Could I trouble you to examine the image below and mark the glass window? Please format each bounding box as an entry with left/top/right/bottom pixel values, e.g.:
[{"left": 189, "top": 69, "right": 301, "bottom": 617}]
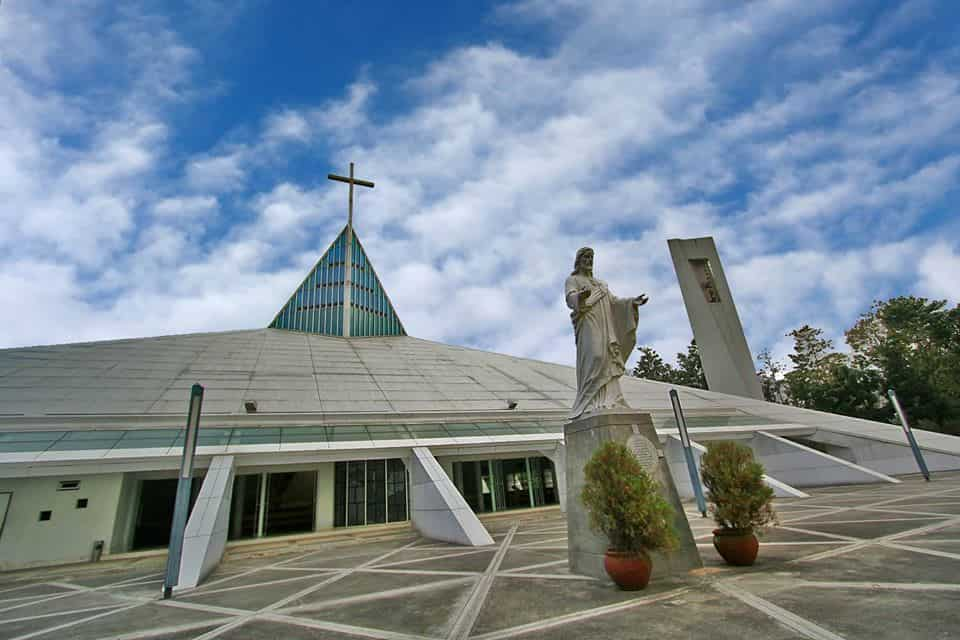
[
  {"left": 347, "top": 461, "right": 365, "bottom": 526},
  {"left": 228, "top": 474, "right": 261, "bottom": 540},
  {"left": 334, "top": 461, "right": 347, "bottom": 527},
  {"left": 328, "top": 426, "right": 371, "bottom": 442},
  {"left": 230, "top": 428, "right": 281, "bottom": 446},
  {"left": 405, "top": 424, "right": 450, "bottom": 439},
  {"left": 387, "top": 459, "right": 407, "bottom": 522},
  {"left": 366, "top": 460, "right": 386, "bottom": 525},
  {"left": 282, "top": 427, "right": 328, "bottom": 444},
  {"left": 264, "top": 471, "right": 316, "bottom": 536}
]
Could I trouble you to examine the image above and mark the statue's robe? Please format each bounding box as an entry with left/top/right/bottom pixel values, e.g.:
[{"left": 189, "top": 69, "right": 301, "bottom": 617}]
[{"left": 564, "top": 273, "right": 639, "bottom": 419}]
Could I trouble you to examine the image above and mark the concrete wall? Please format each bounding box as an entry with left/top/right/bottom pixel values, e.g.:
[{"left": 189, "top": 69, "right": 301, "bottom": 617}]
[
  {"left": 668, "top": 237, "right": 764, "bottom": 400},
  {"left": 0, "top": 473, "right": 124, "bottom": 570}
]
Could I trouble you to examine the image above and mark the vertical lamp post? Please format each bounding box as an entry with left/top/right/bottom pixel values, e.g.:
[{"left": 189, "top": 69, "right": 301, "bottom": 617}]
[
  {"left": 163, "top": 383, "right": 204, "bottom": 599},
  {"left": 670, "top": 389, "right": 707, "bottom": 517},
  {"left": 888, "top": 389, "right": 931, "bottom": 482}
]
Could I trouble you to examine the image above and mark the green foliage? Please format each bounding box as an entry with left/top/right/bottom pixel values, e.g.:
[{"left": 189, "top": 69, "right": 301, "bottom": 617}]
[
  {"left": 846, "top": 296, "right": 960, "bottom": 434},
  {"left": 756, "top": 348, "right": 786, "bottom": 403},
  {"left": 700, "top": 441, "right": 777, "bottom": 534},
  {"left": 781, "top": 325, "right": 887, "bottom": 422},
  {"left": 632, "top": 339, "right": 706, "bottom": 390},
  {"left": 632, "top": 346, "right": 674, "bottom": 382},
  {"left": 581, "top": 441, "right": 678, "bottom": 553}
]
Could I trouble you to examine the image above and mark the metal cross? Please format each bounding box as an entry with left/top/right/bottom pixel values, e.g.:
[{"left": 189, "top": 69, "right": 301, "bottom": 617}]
[{"left": 328, "top": 162, "right": 374, "bottom": 229}]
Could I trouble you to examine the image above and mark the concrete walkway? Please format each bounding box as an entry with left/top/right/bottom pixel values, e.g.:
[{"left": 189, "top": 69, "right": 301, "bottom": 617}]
[{"left": 1, "top": 472, "right": 959, "bottom": 639}]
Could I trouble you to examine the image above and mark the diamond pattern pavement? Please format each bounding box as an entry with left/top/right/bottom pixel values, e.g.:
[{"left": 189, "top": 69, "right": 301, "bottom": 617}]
[{"left": 0, "top": 473, "right": 959, "bottom": 639}]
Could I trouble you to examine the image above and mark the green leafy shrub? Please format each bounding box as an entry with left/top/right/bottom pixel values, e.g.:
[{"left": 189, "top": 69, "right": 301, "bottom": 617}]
[
  {"left": 581, "top": 441, "right": 678, "bottom": 553},
  {"left": 700, "top": 441, "right": 777, "bottom": 533}
]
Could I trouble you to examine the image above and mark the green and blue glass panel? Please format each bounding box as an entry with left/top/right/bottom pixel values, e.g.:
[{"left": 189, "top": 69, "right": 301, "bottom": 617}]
[
  {"left": 349, "top": 234, "right": 406, "bottom": 336},
  {"left": 268, "top": 226, "right": 405, "bottom": 336}
]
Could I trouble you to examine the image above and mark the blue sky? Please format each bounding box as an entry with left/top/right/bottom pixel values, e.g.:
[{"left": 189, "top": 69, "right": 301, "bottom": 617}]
[{"left": 2, "top": 0, "right": 960, "bottom": 369}]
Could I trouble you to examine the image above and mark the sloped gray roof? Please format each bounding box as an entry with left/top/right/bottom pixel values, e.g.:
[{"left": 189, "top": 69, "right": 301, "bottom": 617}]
[{"left": 0, "top": 328, "right": 957, "bottom": 456}]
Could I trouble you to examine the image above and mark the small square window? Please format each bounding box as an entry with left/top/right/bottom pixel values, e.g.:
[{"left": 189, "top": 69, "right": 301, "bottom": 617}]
[
  {"left": 39, "top": 510, "right": 52, "bottom": 521},
  {"left": 76, "top": 498, "right": 88, "bottom": 509}
]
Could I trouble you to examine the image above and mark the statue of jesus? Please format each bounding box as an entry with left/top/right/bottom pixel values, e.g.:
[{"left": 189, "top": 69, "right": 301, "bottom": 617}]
[{"left": 565, "top": 247, "right": 648, "bottom": 418}]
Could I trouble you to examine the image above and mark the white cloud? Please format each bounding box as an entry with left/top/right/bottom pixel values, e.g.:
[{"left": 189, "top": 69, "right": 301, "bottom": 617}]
[
  {"left": 153, "top": 196, "right": 219, "bottom": 219},
  {"left": 186, "top": 150, "right": 247, "bottom": 191},
  {"left": 918, "top": 242, "right": 960, "bottom": 301}
]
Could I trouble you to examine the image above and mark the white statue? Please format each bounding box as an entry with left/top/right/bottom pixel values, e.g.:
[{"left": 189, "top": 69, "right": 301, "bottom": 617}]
[{"left": 565, "top": 247, "right": 648, "bottom": 418}]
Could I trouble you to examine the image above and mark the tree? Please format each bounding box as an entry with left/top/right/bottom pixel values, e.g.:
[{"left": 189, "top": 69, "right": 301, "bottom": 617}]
[
  {"left": 846, "top": 297, "right": 960, "bottom": 433},
  {"left": 781, "top": 325, "right": 886, "bottom": 421},
  {"left": 632, "top": 346, "right": 675, "bottom": 383},
  {"left": 632, "top": 340, "right": 707, "bottom": 390},
  {"left": 674, "top": 340, "right": 707, "bottom": 389},
  {"left": 756, "top": 349, "right": 786, "bottom": 403}
]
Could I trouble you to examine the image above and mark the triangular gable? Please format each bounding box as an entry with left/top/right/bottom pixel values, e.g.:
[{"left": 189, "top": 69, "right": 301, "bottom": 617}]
[{"left": 269, "top": 225, "right": 406, "bottom": 337}]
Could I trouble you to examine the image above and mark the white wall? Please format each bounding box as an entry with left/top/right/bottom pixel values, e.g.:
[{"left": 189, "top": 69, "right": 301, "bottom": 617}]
[
  {"left": 0, "top": 473, "right": 124, "bottom": 570},
  {"left": 315, "top": 462, "right": 335, "bottom": 530}
]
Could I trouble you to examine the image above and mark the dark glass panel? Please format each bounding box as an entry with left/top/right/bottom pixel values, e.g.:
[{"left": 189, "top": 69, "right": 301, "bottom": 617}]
[
  {"left": 366, "top": 460, "right": 386, "bottom": 525},
  {"left": 334, "top": 461, "right": 347, "bottom": 527},
  {"left": 264, "top": 471, "right": 316, "bottom": 536},
  {"left": 347, "top": 461, "right": 365, "bottom": 526},
  {"left": 131, "top": 477, "right": 202, "bottom": 550},
  {"left": 387, "top": 458, "right": 407, "bottom": 522},
  {"left": 228, "top": 474, "right": 261, "bottom": 540},
  {"left": 500, "top": 458, "right": 531, "bottom": 510}
]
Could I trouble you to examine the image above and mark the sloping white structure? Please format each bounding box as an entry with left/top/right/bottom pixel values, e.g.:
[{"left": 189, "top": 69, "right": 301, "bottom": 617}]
[
  {"left": 177, "top": 455, "right": 236, "bottom": 590},
  {"left": 410, "top": 447, "right": 494, "bottom": 546}
]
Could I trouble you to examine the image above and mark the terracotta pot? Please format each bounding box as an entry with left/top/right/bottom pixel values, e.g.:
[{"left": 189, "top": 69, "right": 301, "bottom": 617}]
[
  {"left": 712, "top": 529, "right": 759, "bottom": 566},
  {"left": 603, "top": 549, "right": 652, "bottom": 590}
]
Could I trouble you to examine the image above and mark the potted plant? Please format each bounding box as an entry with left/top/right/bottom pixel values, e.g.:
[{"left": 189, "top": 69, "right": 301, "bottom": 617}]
[
  {"left": 581, "top": 441, "right": 678, "bottom": 590},
  {"left": 700, "top": 441, "right": 778, "bottom": 566}
]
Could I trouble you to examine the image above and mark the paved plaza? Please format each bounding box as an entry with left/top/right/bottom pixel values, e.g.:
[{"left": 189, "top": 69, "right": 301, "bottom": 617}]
[{"left": 0, "top": 473, "right": 959, "bottom": 639}]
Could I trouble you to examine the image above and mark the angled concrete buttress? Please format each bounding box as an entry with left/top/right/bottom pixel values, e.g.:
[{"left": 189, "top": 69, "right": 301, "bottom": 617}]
[
  {"left": 177, "top": 455, "right": 235, "bottom": 591},
  {"left": 750, "top": 432, "right": 899, "bottom": 487},
  {"left": 410, "top": 447, "right": 494, "bottom": 546},
  {"left": 664, "top": 435, "right": 809, "bottom": 499}
]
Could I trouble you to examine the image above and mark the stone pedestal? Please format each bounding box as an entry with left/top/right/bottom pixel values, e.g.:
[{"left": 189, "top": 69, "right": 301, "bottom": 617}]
[{"left": 565, "top": 410, "right": 702, "bottom": 580}]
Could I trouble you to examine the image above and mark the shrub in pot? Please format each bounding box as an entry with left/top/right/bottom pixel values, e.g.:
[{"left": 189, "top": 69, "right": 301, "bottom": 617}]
[
  {"left": 581, "top": 441, "right": 678, "bottom": 589},
  {"left": 700, "top": 441, "right": 778, "bottom": 566}
]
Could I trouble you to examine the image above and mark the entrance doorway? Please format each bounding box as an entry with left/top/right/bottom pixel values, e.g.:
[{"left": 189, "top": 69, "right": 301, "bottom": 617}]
[{"left": 131, "top": 478, "right": 202, "bottom": 550}]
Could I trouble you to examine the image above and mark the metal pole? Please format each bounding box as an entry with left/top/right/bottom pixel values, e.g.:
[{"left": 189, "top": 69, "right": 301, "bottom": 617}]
[
  {"left": 163, "top": 383, "right": 203, "bottom": 599},
  {"left": 669, "top": 389, "right": 708, "bottom": 517},
  {"left": 888, "top": 389, "right": 931, "bottom": 481}
]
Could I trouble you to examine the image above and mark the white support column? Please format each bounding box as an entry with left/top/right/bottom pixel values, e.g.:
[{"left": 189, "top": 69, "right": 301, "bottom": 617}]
[
  {"left": 751, "top": 431, "right": 899, "bottom": 487},
  {"left": 256, "top": 472, "right": 267, "bottom": 537},
  {"left": 410, "top": 447, "right": 494, "bottom": 547},
  {"left": 539, "top": 444, "right": 567, "bottom": 513},
  {"left": 177, "top": 456, "right": 235, "bottom": 591}
]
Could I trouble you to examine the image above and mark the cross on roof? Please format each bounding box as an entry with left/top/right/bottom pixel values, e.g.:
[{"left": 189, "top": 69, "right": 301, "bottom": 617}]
[{"left": 328, "top": 162, "right": 375, "bottom": 229}]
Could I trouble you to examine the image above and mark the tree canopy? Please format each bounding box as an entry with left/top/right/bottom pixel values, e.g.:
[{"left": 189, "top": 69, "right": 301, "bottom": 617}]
[
  {"left": 632, "top": 339, "right": 707, "bottom": 389},
  {"left": 634, "top": 296, "right": 960, "bottom": 435}
]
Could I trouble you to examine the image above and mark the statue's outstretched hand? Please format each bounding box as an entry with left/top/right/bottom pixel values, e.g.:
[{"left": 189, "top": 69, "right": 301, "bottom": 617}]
[{"left": 633, "top": 294, "right": 649, "bottom": 306}]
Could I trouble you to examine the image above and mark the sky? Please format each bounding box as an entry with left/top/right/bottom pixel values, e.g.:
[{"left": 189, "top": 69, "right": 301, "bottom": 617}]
[{"left": 2, "top": 0, "right": 960, "bottom": 370}]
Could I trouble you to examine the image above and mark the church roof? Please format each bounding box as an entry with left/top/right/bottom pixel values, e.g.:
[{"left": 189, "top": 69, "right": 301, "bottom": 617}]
[
  {"left": 1, "top": 328, "right": 958, "bottom": 460},
  {"left": 268, "top": 225, "right": 406, "bottom": 337}
]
